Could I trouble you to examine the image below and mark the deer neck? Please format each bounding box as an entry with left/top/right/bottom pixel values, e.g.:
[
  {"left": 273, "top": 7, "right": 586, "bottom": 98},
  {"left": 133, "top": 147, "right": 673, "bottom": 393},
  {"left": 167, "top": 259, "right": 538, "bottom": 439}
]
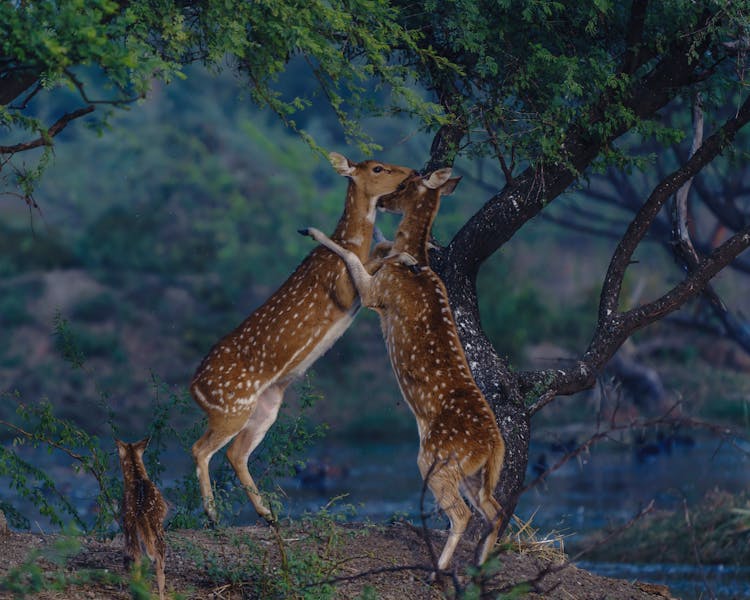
[
  {"left": 330, "top": 181, "right": 376, "bottom": 261},
  {"left": 392, "top": 194, "right": 439, "bottom": 265},
  {"left": 122, "top": 455, "right": 149, "bottom": 483}
]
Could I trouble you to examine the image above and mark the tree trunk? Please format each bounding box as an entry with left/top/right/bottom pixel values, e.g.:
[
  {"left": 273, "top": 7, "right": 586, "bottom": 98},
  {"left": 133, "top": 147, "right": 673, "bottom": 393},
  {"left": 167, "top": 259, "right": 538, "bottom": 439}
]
[{"left": 430, "top": 244, "right": 529, "bottom": 535}]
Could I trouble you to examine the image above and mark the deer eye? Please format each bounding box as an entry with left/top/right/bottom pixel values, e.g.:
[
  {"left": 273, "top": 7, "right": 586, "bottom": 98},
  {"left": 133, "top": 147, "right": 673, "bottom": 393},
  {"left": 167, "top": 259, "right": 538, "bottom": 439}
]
[{"left": 373, "top": 166, "right": 384, "bottom": 173}]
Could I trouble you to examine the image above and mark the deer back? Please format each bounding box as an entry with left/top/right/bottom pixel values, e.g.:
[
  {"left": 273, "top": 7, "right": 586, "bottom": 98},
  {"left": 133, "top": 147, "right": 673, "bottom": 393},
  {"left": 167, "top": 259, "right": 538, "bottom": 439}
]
[{"left": 116, "top": 439, "right": 167, "bottom": 527}]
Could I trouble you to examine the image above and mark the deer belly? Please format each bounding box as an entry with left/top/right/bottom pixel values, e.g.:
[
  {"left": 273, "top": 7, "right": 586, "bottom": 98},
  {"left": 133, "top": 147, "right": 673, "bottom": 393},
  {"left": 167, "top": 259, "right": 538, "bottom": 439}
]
[{"left": 284, "top": 303, "right": 360, "bottom": 381}]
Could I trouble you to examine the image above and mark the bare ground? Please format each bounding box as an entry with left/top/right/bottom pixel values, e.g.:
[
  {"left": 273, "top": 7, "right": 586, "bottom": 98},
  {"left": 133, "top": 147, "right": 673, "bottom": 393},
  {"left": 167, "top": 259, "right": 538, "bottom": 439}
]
[{"left": 0, "top": 522, "right": 677, "bottom": 599}]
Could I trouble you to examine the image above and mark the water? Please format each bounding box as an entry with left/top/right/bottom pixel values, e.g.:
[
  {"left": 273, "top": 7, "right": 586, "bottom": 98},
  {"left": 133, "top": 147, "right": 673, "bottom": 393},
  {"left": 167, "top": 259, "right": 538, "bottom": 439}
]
[
  {"left": 578, "top": 562, "right": 750, "bottom": 600},
  {"left": 3, "top": 432, "right": 750, "bottom": 598},
  {"left": 520, "top": 434, "right": 750, "bottom": 539}
]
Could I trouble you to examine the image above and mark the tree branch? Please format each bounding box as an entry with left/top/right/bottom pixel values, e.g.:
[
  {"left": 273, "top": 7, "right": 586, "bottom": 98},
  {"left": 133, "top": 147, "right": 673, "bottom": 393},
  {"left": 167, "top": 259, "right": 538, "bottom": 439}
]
[
  {"left": 622, "top": 227, "right": 750, "bottom": 331},
  {"left": 423, "top": 121, "right": 466, "bottom": 173},
  {"left": 0, "top": 106, "right": 95, "bottom": 154},
  {"left": 519, "top": 95, "right": 750, "bottom": 400},
  {"left": 621, "top": 0, "right": 649, "bottom": 76},
  {"left": 0, "top": 69, "right": 39, "bottom": 106},
  {"left": 599, "top": 94, "right": 750, "bottom": 322}
]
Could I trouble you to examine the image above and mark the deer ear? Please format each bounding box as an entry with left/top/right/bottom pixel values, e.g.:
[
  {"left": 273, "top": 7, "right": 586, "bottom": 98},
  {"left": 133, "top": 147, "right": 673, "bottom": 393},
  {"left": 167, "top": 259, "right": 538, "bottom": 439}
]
[
  {"left": 329, "top": 152, "right": 355, "bottom": 177},
  {"left": 115, "top": 439, "right": 127, "bottom": 459},
  {"left": 440, "top": 176, "right": 462, "bottom": 196},
  {"left": 422, "top": 168, "right": 453, "bottom": 189}
]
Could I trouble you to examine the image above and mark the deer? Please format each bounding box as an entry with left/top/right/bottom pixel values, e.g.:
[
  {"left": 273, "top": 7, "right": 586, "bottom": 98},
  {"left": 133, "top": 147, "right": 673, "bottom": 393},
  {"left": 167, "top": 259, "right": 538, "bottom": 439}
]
[
  {"left": 300, "top": 168, "right": 506, "bottom": 573},
  {"left": 116, "top": 438, "right": 167, "bottom": 600},
  {"left": 190, "top": 153, "right": 415, "bottom": 524}
]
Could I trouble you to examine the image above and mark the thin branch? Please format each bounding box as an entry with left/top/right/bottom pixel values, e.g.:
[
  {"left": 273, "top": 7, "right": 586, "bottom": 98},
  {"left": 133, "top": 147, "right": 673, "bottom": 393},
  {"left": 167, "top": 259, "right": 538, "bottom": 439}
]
[
  {"left": 299, "top": 562, "right": 447, "bottom": 596},
  {"left": 671, "top": 91, "right": 704, "bottom": 263},
  {"left": 481, "top": 108, "right": 514, "bottom": 184},
  {"left": 0, "top": 417, "right": 118, "bottom": 518},
  {"left": 0, "top": 419, "right": 88, "bottom": 464},
  {"left": 8, "top": 81, "right": 42, "bottom": 110},
  {"left": 63, "top": 69, "right": 141, "bottom": 106},
  {"left": 569, "top": 500, "right": 656, "bottom": 563},
  {"left": 0, "top": 106, "right": 95, "bottom": 154},
  {"left": 622, "top": 225, "right": 750, "bottom": 331},
  {"left": 539, "top": 212, "right": 624, "bottom": 240},
  {"left": 599, "top": 93, "right": 750, "bottom": 321}
]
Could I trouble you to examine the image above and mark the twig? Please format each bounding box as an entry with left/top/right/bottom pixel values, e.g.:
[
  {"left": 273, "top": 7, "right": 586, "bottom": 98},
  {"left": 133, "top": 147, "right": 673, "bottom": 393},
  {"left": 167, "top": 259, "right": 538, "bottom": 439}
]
[
  {"left": 63, "top": 69, "right": 141, "bottom": 106},
  {"left": 0, "top": 417, "right": 117, "bottom": 527},
  {"left": 523, "top": 408, "right": 743, "bottom": 494},
  {"left": 569, "top": 500, "right": 656, "bottom": 562}
]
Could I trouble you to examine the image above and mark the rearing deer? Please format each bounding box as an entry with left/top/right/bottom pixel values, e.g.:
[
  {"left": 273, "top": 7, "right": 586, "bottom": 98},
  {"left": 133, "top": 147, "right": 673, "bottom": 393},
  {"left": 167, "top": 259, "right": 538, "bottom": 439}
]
[
  {"left": 190, "top": 153, "right": 414, "bottom": 523},
  {"left": 301, "top": 169, "right": 505, "bottom": 572}
]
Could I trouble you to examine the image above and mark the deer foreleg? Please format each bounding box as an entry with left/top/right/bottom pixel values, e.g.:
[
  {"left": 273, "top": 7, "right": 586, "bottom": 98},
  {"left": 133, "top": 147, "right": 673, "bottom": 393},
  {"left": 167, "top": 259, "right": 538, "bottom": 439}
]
[{"left": 300, "top": 227, "right": 375, "bottom": 304}]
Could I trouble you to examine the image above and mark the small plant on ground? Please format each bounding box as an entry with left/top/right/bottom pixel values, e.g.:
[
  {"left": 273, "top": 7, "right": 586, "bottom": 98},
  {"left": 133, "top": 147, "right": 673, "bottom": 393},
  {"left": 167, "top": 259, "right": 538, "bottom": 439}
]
[{"left": 173, "top": 498, "right": 364, "bottom": 599}]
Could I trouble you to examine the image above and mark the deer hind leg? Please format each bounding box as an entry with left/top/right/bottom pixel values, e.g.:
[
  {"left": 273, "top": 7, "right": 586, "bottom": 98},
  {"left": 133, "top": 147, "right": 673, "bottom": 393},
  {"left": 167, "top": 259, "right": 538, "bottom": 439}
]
[
  {"left": 154, "top": 550, "right": 166, "bottom": 600},
  {"left": 226, "top": 384, "right": 285, "bottom": 522},
  {"left": 141, "top": 525, "right": 166, "bottom": 600},
  {"left": 122, "top": 519, "right": 141, "bottom": 571},
  {"left": 462, "top": 469, "right": 503, "bottom": 566},
  {"left": 153, "top": 533, "right": 166, "bottom": 600},
  {"left": 192, "top": 414, "right": 249, "bottom": 524},
  {"left": 421, "top": 457, "right": 472, "bottom": 572}
]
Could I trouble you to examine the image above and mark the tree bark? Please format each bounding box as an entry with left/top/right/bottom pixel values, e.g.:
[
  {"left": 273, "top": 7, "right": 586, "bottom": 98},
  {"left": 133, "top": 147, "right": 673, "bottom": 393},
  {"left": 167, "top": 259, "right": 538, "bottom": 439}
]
[{"left": 0, "top": 71, "right": 38, "bottom": 107}]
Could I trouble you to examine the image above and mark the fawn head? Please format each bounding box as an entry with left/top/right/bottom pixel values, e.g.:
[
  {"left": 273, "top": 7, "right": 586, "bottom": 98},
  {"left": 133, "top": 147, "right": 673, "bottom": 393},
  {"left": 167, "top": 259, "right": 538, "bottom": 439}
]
[
  {"left": 376, "top": 168, "right": 460, "bottom": 213},
  {"left": 376, "top": 168, "right": 461, "bottom": 262},
  {"left": 329, "top": 152, "right": 415, "bottom": 201},
  {"left": 116, "top": 438, "right": 150, "bottom": 479}
]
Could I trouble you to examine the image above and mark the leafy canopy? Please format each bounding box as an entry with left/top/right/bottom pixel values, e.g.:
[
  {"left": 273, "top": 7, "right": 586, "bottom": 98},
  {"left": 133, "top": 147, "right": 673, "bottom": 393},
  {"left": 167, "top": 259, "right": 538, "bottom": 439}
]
[
  {"left": 2, "top": 0, "right": 749, "bottom": 197},
  {"left": 394, "top": 0, "right": 749, "bottom": 169},
  {"left": 0, "top": 0, "right": 448, "bottom": 196}
]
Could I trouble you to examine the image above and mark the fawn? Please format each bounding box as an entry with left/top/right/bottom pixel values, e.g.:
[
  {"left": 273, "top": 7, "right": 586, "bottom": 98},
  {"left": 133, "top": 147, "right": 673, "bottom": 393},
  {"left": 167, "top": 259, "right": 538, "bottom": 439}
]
[
  {"left": 301, "top": 168, "right": 506, "bottom": 572},
  {"left": 116, "top": 438, "right": 167, "bottom": 600},
  {"left": 190, "top": 153, "right": 415, "bottom": 523}
]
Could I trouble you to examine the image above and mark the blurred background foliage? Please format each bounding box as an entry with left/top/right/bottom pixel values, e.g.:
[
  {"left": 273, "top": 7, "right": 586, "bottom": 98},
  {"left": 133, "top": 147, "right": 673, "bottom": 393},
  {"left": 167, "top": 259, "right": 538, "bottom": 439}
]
[{"left": 1, "top": 61, "right": 748, "bottom": 443}]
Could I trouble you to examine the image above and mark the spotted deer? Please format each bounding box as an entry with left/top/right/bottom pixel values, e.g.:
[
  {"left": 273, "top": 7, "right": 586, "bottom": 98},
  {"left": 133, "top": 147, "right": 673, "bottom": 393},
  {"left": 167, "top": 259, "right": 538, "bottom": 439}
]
[
  {"left": 301, "top": 169, "right": 505, "bottom": 571},
  {"left": 190, "top": 153, "right": 415, "bottom": 523},
  {"left": 116, "top": 438, "right": 167, "bottom": 600}
]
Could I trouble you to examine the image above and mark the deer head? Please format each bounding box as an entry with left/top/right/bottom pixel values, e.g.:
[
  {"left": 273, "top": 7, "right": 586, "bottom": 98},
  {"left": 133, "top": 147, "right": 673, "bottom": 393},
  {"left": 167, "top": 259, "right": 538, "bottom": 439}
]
[{"left": 376, "top": 168, "right": 461, "bottom": 265}]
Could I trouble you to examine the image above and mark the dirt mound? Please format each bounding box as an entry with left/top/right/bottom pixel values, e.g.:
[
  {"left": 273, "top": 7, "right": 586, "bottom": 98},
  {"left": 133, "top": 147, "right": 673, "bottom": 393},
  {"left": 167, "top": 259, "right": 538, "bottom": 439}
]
[{"left": 0, "top": 522, "right": 676, "bottom": 599}]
